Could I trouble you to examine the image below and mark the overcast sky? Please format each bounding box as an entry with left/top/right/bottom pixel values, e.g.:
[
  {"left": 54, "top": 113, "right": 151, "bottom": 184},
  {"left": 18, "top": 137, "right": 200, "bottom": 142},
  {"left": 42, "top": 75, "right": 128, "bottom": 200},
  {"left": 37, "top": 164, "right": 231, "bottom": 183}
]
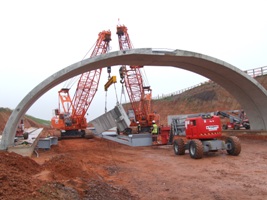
[{"left": 1, "top": 0, "right": 267, "bottom": 121}]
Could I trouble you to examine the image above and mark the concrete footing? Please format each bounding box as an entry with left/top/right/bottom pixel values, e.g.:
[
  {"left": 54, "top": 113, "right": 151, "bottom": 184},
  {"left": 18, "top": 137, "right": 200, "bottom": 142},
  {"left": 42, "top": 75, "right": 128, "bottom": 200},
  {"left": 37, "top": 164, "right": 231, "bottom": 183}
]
[{"left": 7, "top": 128, "right": 43, "bottom": 157}]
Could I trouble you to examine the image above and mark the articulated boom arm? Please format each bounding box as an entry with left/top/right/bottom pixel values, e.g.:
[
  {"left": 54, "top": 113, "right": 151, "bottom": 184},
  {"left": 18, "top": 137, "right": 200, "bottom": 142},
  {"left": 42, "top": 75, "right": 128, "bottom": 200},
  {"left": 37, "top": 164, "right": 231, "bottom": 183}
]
[
  {"left": 71, "top": 30, "right": 111, "bottom": 117},
  {"left": 117, "top": 25, "right": 157, "bottom": 126},
  {"left": 215, "top": 111, "right": 241, "bottom": 123}
]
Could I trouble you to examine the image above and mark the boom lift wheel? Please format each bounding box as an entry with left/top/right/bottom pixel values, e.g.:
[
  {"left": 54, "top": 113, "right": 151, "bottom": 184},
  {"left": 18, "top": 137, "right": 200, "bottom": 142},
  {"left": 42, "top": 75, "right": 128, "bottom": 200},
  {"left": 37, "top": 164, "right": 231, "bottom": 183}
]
[
  {"left": 222, "top": 124, "right": 228, "bottom": 130},
  {"left": 234, "top": 125, "right": 240, "bottom": 130},
  {"left": 189, "top": 139, "right": 203, "bottom": 159},
  {"left": 226, "top": 136, "right": 241, "bottom": 156},
  {"left": 173, "top": 139, "right": 185, "bottom": 155}
]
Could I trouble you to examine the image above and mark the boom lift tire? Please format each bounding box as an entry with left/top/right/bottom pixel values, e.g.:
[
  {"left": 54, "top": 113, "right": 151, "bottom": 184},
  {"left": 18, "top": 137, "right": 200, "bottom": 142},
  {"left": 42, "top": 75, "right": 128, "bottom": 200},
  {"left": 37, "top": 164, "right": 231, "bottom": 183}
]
[
  {"left": 244, "top": 124, "right": 250, "bottom": 130},
  {"left": 173, "top": 139, "right": 185, "bottom": 155},
  {"left": 233, "top": 125, "right": 240, "bottom": 130},
  {"left": 189, "top": 139, "right": 203, "bottom": 159},
  {"left": 226, "top": 136, "right": 241, "bottom": 156},
  {"left": 222, "top": 124, "right": 228, "bottom": 130}
]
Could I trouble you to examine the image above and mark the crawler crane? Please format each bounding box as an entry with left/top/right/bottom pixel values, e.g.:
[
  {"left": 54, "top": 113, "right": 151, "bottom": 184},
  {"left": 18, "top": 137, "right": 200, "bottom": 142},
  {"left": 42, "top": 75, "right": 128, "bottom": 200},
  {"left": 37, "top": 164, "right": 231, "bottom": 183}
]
[
  {"left": 116, "top": 25, "right": 159, "bottom": 133},
  {"left": 51, "top": 30, "right": 111, "bottom": 138}
]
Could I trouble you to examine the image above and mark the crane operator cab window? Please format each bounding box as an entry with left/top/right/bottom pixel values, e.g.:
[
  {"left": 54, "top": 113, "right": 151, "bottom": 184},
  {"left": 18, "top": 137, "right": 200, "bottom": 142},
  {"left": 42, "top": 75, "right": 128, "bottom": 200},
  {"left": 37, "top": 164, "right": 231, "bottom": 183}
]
[{"left": 64, "top": 113, "right": 72, "bottom": 126}]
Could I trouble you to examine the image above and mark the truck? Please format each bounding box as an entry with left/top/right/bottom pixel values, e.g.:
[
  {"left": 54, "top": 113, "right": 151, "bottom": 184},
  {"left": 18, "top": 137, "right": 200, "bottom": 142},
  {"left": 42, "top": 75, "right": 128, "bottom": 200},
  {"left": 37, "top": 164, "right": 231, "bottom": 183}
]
[{"left": 173, "top": 114, "right": 241, "bottom": 159}]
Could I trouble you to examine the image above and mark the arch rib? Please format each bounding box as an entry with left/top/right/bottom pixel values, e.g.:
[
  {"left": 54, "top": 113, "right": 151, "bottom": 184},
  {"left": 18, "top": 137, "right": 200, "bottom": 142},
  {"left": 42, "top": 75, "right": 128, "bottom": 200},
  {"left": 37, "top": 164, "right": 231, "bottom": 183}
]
[{"left": 1, "top": 48, "right": 267, "bottom": 150}]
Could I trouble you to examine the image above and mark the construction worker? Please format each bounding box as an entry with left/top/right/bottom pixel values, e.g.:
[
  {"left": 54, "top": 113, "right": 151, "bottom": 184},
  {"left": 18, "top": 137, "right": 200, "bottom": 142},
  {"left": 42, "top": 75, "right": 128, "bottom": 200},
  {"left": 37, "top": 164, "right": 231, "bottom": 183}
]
[
  {"left": 151, "top": 120, "right": 158, "bottom": 143},
  {"left": 137, "top": 121, "right": 141, "bottom": 133}
]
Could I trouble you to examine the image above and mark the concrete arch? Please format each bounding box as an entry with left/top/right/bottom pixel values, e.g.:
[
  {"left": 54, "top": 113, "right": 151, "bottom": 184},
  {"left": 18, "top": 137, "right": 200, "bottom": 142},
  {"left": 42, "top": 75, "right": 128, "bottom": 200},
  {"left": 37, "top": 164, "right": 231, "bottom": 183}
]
[{"left": 1, "top": 48, "right": 267, "bottom": 150}]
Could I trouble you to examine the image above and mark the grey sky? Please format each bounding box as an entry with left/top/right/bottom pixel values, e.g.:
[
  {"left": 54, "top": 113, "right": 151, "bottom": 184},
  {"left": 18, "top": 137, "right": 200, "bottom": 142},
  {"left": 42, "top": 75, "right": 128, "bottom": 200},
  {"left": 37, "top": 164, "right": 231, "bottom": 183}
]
[{"left": 0, "top": 0, "right": 267, "bottom": 120}]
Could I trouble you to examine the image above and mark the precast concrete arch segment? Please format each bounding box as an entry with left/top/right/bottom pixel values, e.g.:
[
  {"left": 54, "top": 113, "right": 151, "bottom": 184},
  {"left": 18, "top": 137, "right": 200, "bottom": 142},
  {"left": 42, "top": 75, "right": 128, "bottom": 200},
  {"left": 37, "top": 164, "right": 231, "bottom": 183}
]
[{"left": 1, "top": 48, "right": 267, "bottom": 150}]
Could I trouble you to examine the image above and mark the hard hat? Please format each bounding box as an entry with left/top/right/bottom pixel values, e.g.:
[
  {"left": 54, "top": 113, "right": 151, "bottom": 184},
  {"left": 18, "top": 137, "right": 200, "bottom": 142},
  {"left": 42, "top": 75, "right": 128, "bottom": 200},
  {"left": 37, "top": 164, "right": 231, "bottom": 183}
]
[
  {"left": 152, "top": 120, "right": 155, "bottom": 123},
  {"left": 136, "top": 121, "right": 139, "bottom": 124}
]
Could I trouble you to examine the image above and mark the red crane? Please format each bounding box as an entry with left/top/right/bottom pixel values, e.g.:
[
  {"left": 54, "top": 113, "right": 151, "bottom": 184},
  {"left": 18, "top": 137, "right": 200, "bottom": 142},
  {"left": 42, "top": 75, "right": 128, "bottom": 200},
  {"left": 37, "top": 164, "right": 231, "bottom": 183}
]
[
  {"left": 51, "top": 30, "right": 111, "bottom": 138},
  {"left": 116, "top": 25, "right": 160, "bottom": 133}
]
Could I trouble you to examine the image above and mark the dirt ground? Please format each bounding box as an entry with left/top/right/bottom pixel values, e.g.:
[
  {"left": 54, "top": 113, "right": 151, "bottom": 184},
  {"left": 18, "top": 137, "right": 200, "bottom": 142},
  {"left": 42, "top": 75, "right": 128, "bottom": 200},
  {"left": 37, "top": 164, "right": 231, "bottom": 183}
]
[{"left": 1, "top": 134, "right": 267, "bottom": 200}]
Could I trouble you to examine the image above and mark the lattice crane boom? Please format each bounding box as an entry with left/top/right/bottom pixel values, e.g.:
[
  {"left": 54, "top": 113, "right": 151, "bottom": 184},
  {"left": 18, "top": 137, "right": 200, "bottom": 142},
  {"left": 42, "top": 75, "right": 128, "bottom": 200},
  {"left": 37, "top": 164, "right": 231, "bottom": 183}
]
[
  {"left": 117, "top": 25, "right": 159, "bottom": 129},
  {"left": 72, "top": 31, "right": 111, "bottom": 117},
  {"left": 51, "top": 30, "right": 111, "bottom": 137}
]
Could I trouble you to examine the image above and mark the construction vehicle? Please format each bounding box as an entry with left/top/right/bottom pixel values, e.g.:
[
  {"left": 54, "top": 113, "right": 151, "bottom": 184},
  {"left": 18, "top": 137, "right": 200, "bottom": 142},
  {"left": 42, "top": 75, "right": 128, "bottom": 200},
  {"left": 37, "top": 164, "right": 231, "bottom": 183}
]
[
  {"left": 51, "top": 30, "right": 111, "bottom": 138},
  {"left": 215, "top": 110, "right": 250, "bottom": 130},
  {"left": 116, "top": 24, "right": 160, "bottom": 134},
  {"left": 173, "top": 113, "right": 241, "bottom": 159}
]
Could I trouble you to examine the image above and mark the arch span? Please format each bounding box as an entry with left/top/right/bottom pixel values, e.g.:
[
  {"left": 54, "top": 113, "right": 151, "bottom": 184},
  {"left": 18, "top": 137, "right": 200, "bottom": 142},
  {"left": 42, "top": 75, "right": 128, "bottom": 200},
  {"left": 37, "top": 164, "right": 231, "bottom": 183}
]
[{"left": 1, "top": 48, "right": 267, "bottom": 150}]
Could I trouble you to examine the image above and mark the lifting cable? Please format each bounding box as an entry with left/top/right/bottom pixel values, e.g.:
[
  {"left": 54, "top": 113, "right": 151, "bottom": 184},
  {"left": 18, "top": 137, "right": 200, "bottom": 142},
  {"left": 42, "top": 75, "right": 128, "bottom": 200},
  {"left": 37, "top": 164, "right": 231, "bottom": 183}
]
[
  {"left": 140, "top": 67, "right": 150, "bottom": 87},
  {"left": 63, "top": 75, "right": 79, "bottom": 89},
  {"left": 62, "top": 41, "right": 97, "bottom": 90},
  {"left": 81, "top": 41, "right": 97, "bottom": 61},
  {"left": 113, "top": 83, "right": 119, "bottom": 105},
  {"left": 105, "top": 91, "right": 108, "bottom": 113},
  {"left": 105, "top": 81, "right": 119, "bottom": 112},
  {"left": 120, "top": 84, "right": 127, "bottom": 105},
  {"left": 105, "top": 66, "right": 119, "bottom": 112}
]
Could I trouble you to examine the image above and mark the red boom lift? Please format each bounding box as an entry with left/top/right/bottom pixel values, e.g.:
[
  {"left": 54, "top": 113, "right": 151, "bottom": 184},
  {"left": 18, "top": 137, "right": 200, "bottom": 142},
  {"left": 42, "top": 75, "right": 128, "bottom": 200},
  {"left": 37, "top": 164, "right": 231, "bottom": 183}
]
[
  {"left": 215, "top": 110, "right": 250, "bottom": 130},
  {"left": 51, "top": 30, "right": 111, "bottom": 138},
  {"left": 116, "top": 24, "right": 160, "bottom": 134},
  {"left": 173, "top": 114, "right": 241, "bottom": 159}
]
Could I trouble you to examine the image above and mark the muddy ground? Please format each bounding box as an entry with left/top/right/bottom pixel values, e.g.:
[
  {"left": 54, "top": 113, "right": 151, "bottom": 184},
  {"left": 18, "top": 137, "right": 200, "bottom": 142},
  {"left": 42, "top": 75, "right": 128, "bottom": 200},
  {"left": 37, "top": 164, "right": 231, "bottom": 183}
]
[{"left": 1, "top": 134, "right": 267, "bottom": 200}]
